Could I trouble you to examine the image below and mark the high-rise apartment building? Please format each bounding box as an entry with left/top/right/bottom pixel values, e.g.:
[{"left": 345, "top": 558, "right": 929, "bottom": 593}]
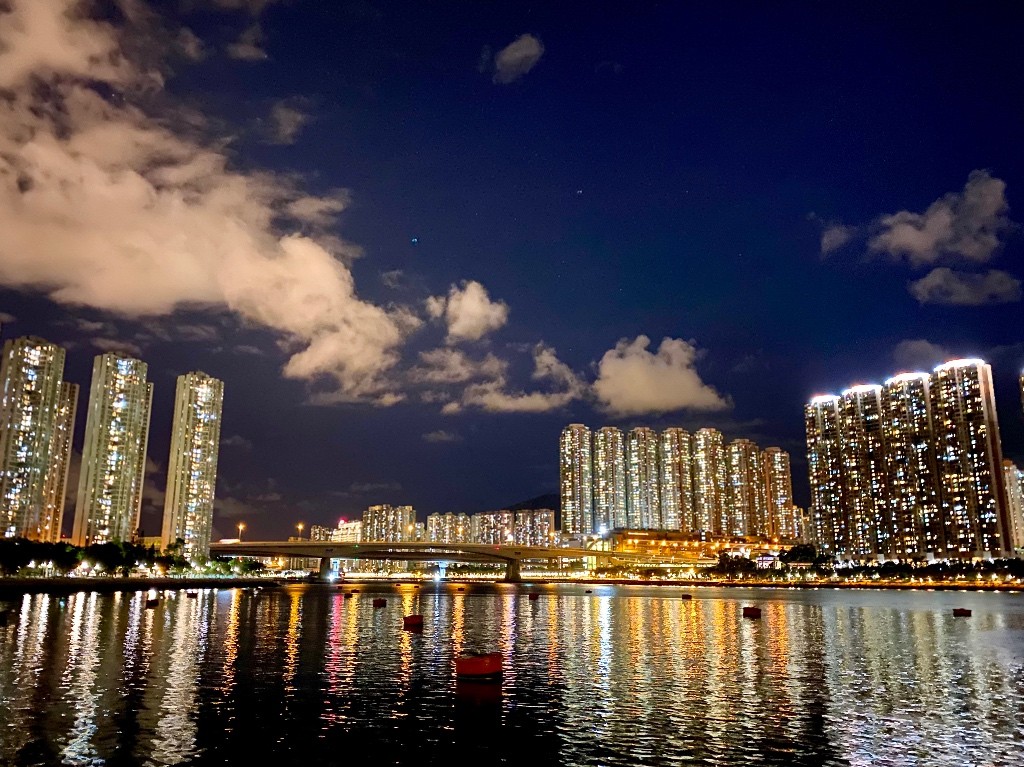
[
  {"left": 331, "top": 519, "right": 363, "bottom": 543},
  {"left": 805, "top": 396, "right": 843, "bottom": 554},
  {"left": 40, "top": 382, "right": 78, "bottom": 542},
  {"left": 1003, "top": 461, "right": 1024, "bottom": 553},
  {"left": 514, "top": 508, "right": 557, "bottom": 546},
  {"left": 838, "top": 385, "right": 891, "bottom": 559},
  {"left": 426, "top": 512, "right": 471, "bottom": 543},
  {"left": 362, "top": 504, "right": 415, "bottom": 542},
  {"left": 693, "top": 428, "right": 726, "bottom": 534},
  {"left": 881, "top": 373, "right": 941, "bottom": 556},
  {"left": 762, "top": 447, "right": 798, "bottom": 539},
  {"left": 72, "top": 354, "right": 153, "bottom": 546},
  {"left": 593, "top": 427, "right": 627, "bottom": 532},
  {"left": 560, "top": 424, "right": 593, "bottom": 536},
  {"left": 472, "top": 509, "right": 516, "bottom": 544},
  {"left": 807, "top": 358, "right": 1010, "bottom": 561},
  {"left": 659, "top": 428, "right": 693, "bottom": 532},
  {"left": 0, "top": 337, "right": 70, "bottom": 540},
  {"left": 930, "top": 360, "right": 1008, "bottom": 557},
  {"left": 726, "top": 439, "right": 765, "bottom": 536},
  {"left": 627, "top": 427, "right": 660, "bottom": 529},
  {"left": 161, "top": 372, "right": 224, "bottom": 561}
]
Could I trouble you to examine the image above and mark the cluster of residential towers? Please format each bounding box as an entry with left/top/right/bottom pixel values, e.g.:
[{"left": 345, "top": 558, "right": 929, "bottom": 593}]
[
  {"left": 559, "top": 424, "right": 801, "bottom": 540},
  {"left": 805, "top": 358, "right": 1024, "bottom": 561},
  {"left": 0, "top": 336, "right": 224, "bottom": 561}
]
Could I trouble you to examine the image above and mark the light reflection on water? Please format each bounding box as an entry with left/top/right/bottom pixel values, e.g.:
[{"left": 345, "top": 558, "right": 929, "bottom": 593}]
[{"left": 1, "top": 584, "right": 1023, "bottom": 766}]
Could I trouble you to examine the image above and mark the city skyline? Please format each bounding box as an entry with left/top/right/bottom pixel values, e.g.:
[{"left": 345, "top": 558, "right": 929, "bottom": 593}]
[{"left": 0, "top": 1, "right": 1023, "bottom": 540}]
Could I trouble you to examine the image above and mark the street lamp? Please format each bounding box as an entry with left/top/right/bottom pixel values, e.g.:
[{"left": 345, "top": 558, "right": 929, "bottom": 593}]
[
  {"left": 297, "top": 522, "right": 304, "bottom": 539},
  {"left": 238, "top": 522, "right": 246, "bottom": 541}
]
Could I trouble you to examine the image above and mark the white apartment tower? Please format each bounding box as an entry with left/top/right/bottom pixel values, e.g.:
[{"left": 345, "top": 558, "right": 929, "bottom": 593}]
[
  {"left": 693, "top": 428, "right": 726, "bottom": 534},
  {"left": 560, "top": 424, "right": 593, "bottom": 536},
  {"left": 627, "top": 427, "right": 660, "bottom": 529},
  {"left": 161, "top": 372, "right": 224, "bottom": 561},
  {"left": 659, "top": 428, "right": 693, "bottom": 532},
  {"left": 593, "top": 426, "right": 627, "bottom": 532},
  {"left": 72, "top": 354, "right": 153, "bottom": 546}
]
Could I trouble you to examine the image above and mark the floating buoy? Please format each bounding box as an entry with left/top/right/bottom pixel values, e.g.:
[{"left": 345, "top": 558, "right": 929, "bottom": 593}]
[
  {"left": 456, "top": 652, "right": 502, "bottom": 681},
  {"left": 680, "top": 593, "right": 692, "bottom": 600},
  {"left": 372, "top": 598, "right": 387, "bottom": 608},
  {"left": 528, "top": 593, "right": 539, "bottom": 601},
  {"left": 344, "top": 592, "right": 354, "bottom": 599},
  {"left": 186, "top": 591, "right": 198, "bottom": 599},
  {"left": 742, "top": 606, "right": 761, "bottom": 619},
  {"left": 952, "top": 607, "right": 972, "bottom": 617},
  {"left": 146, "top": 598, "right": 159, "bottom": 609},
  {"left": 403, "top": 614, "right": 424, "bottom": 631},
  {"left": 585, "top": 590, "right": 593, "bottom": 594},
  {"left": 457, "top": 587, "right": 465, "bottom": 592}
]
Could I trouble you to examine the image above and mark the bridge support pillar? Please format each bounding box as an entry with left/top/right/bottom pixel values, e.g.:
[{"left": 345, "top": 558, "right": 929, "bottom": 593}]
[
  {"left": 504, "top": 558, "right": 522, "bottom": 583},
  {"left": 318, "top": 557, "right": 333, "bottom": 581}
]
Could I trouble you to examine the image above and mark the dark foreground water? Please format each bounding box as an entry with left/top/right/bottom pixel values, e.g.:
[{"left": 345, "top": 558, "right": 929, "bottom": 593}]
[{"left": 1, "top": 583, "right": 1023, "bottom": 767}]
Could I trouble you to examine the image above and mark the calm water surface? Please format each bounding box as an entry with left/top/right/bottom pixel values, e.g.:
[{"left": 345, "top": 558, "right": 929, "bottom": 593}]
[{"left": 1, "top": 583, "right": 1023, "bottom": 766}]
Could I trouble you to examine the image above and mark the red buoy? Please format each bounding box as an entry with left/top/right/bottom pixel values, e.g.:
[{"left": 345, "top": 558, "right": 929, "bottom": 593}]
[
  {"left": 952, "top": 607, "right": 972, "bottom": 617},
  {"left": 742, "top": 606, "right": 762, "bottom": 619},
  {"left": 403, "top": 614, "right": 424, "bottom": 630},
  {"left": 372, "top": 598, "right": 387, "bottom": 608},
  {"left": 528, "top": 592, "right": 539, "bottom": 601},
  {"left": 680, "top": 594, "right": 692, "bottom": 600},
  {"left": 456, "top": 652, "right": 502, "bottom": 680}
]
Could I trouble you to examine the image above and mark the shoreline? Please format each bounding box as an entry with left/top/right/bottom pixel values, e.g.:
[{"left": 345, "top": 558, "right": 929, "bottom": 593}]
[{"left": 0, "top": 576, "right": 274, "bottom": 598}]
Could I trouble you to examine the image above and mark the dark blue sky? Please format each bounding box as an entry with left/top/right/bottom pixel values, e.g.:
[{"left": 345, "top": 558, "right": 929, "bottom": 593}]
[{"left": 1, "top": 1, "right": 1022, "bottom": 539}]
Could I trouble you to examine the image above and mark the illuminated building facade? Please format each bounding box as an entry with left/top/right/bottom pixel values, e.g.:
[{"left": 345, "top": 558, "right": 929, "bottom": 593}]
[
  {"left": 838, "top": 385, "right": 890, "bottom": 559},
  {"left": 560, "top": 424, "right": 593, "bottom": 536},
  {"left": 0, "top": 337, "right": 70, "bottom": 540},
  {"left": 627, "top": 427, "right": 660, "bottom": 529},
  {"left": 72, "top": 354, "right": 153, "bottom": 546},
  {"left": 881, "top": 373, "right": 941, "bottom": 556},
  {"left": 659, "top": 428, "right": 693, "bottom": 532},
  {"left": 806, "top": 358, "right": 1010, "bottom": 561},
  {"left": 471, "top": 509, "right": 516, "bottom": 544},
  {"left": 361, "top": 504, "right": 416, "bottom": 542},
  {"left": 593, "top": 426, "right": 627, "bottom": 532},
  {"left": 161, "top": 372, "right": 224, "bottom": 561},
  {"left": 1003, "top": 461, "right": 1024, "bottom": 553},
  {"left": 762, "top": 447, "right": 798, "bottom": 538},
  {"left": 309, "top": 524, "right": 333, "bottom": 541},
  {"left": 693, "top": 428, "right": 726, "bottom": 534},
  {"left": 930, "top": 360, "right": 1007, "bottom": 557},
  {"left": 514, "top": 508, "right": 557, "bottom": 546},
  {"left": 805, "top": 396, "right": 843, "bottom": 554},
  {"left": 726, "top": 439, "right": 766, "bottom": 536},
  {"left": 331, "top": 519, "right": 362, "bottom": 542},
  {"left": 426, "top": 512, "right": 470, "bottom": 543}
]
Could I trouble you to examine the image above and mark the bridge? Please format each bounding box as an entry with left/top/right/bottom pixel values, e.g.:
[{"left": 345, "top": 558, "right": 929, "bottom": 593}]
[{"left": 209, "top": 540, "right": 708, "bottom": 582}]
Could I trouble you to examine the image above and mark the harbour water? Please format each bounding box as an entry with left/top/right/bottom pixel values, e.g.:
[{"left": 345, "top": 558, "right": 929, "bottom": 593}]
[{"left": 1, "top": 583, "right": 1022, "bottom": 766}]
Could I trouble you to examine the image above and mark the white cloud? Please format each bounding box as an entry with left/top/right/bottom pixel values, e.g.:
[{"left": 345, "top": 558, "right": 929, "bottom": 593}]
[
  {"left": 221, "top": 434, "right": 253, "bottom": 450},
  {"left": 492, "top": 33, "right": 544, "bottom": 84},
  {"left": 91, "top": 337, "right": 145, "bottom": 357},
  {"left": 423, "top": 430, "right": 461, "bottom": 443},
  {"left": 176, "top": 28, "right": 205, "bottom": 61},
  {"left": 455, "top": 343, "right": 583, "bottom": 413},
  {"left": 0, "top": 312, "right": 16, "bottom": 323},
  {"left": 381, "top": 269, "right": 404, "bottom": 288},
  {"left": 411, "top": 347, "right": 507, "bottom": 384},
  {"left": 0, "top": 0, "right": 412, "bottom": 405},
  {"left": 593, "top": 336, "right": 730, "bottom": 416},
  {"left": 908, "top": 268, "right": 1022, "bottom": 306},
  {"left": 226, "top": 24, "right": 267, "bottom": 61},
  {"left": 869, "top": 170, "right": 1011, "bottom": 266},
  {"left": 820, "top": 224, "right": 855, "bottom": 255},
  {"left": 268, "top": 101, "right": 310, "bottom": 145},
  {"left": 892, "top": 339, "right": 953, "bottom": 371},
  {"left": 427, "top": 280, "right": 509, "bottom": 343}
]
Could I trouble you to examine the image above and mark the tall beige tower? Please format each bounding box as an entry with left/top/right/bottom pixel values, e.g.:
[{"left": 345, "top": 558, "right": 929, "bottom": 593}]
[
  {"left": 39, "top": 382, "right": 78, "bottom": 542},
  {"left": 659, "top": 428, "right": 693, "bottom": 532},
  {"left": 930, "top": 359, "right": 1008, "bottom": 557},
  {"left": 559, "top": 424, "right": 593, "bottom": 536},
  {"left": 1002, "top": 461, "right": 1024, "bottom": 553},
  {"left": 726, "top": 438, "right": 765, "bottom": 536},
  {"left": 161, "top": 372, "right": 224, "bottom": 561},
  {"left": 805, "top": 396, "right": 844, "bottom": 555},
  {"left": 593, "top": 426, "right": 626, "bottom": 532},
  {"left": 838, "top": 385, "right": 891, "bottom": 560},
  {"left": 881, "top": 372, "right": 941, "bottom": 556},
  {"left": 0, "top": 337, "right": 68, "bottom": 540},
  {"left": 627, "top": 427, "right": 660, "bottom": 529},
  {"left": 762, "top": 447, "right": 797, "bottom": 538},
  {"left": 693, "top": 428, "right": 726, "bottom": 534},
  {"left": 72, "top": 354, "right": 153, "bottom": 546}
]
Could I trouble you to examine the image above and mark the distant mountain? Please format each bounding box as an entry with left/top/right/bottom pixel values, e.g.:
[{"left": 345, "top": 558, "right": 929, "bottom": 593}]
[{"left": 505, "top": 493, "right": 559, "bottom": 512}]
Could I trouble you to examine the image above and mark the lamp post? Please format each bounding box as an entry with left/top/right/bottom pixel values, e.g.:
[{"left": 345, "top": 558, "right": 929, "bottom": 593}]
[
  {"left": 238, "top": 522, "right": 246, "bottom": 542},
  {"left": 297, "top": 522, "right": 304, "bottom": 540}
]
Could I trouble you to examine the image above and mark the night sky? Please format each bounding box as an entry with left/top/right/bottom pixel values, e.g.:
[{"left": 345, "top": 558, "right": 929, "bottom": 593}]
[{"left": 1, "top": 1, "right": 1022, "bottom": 540}]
